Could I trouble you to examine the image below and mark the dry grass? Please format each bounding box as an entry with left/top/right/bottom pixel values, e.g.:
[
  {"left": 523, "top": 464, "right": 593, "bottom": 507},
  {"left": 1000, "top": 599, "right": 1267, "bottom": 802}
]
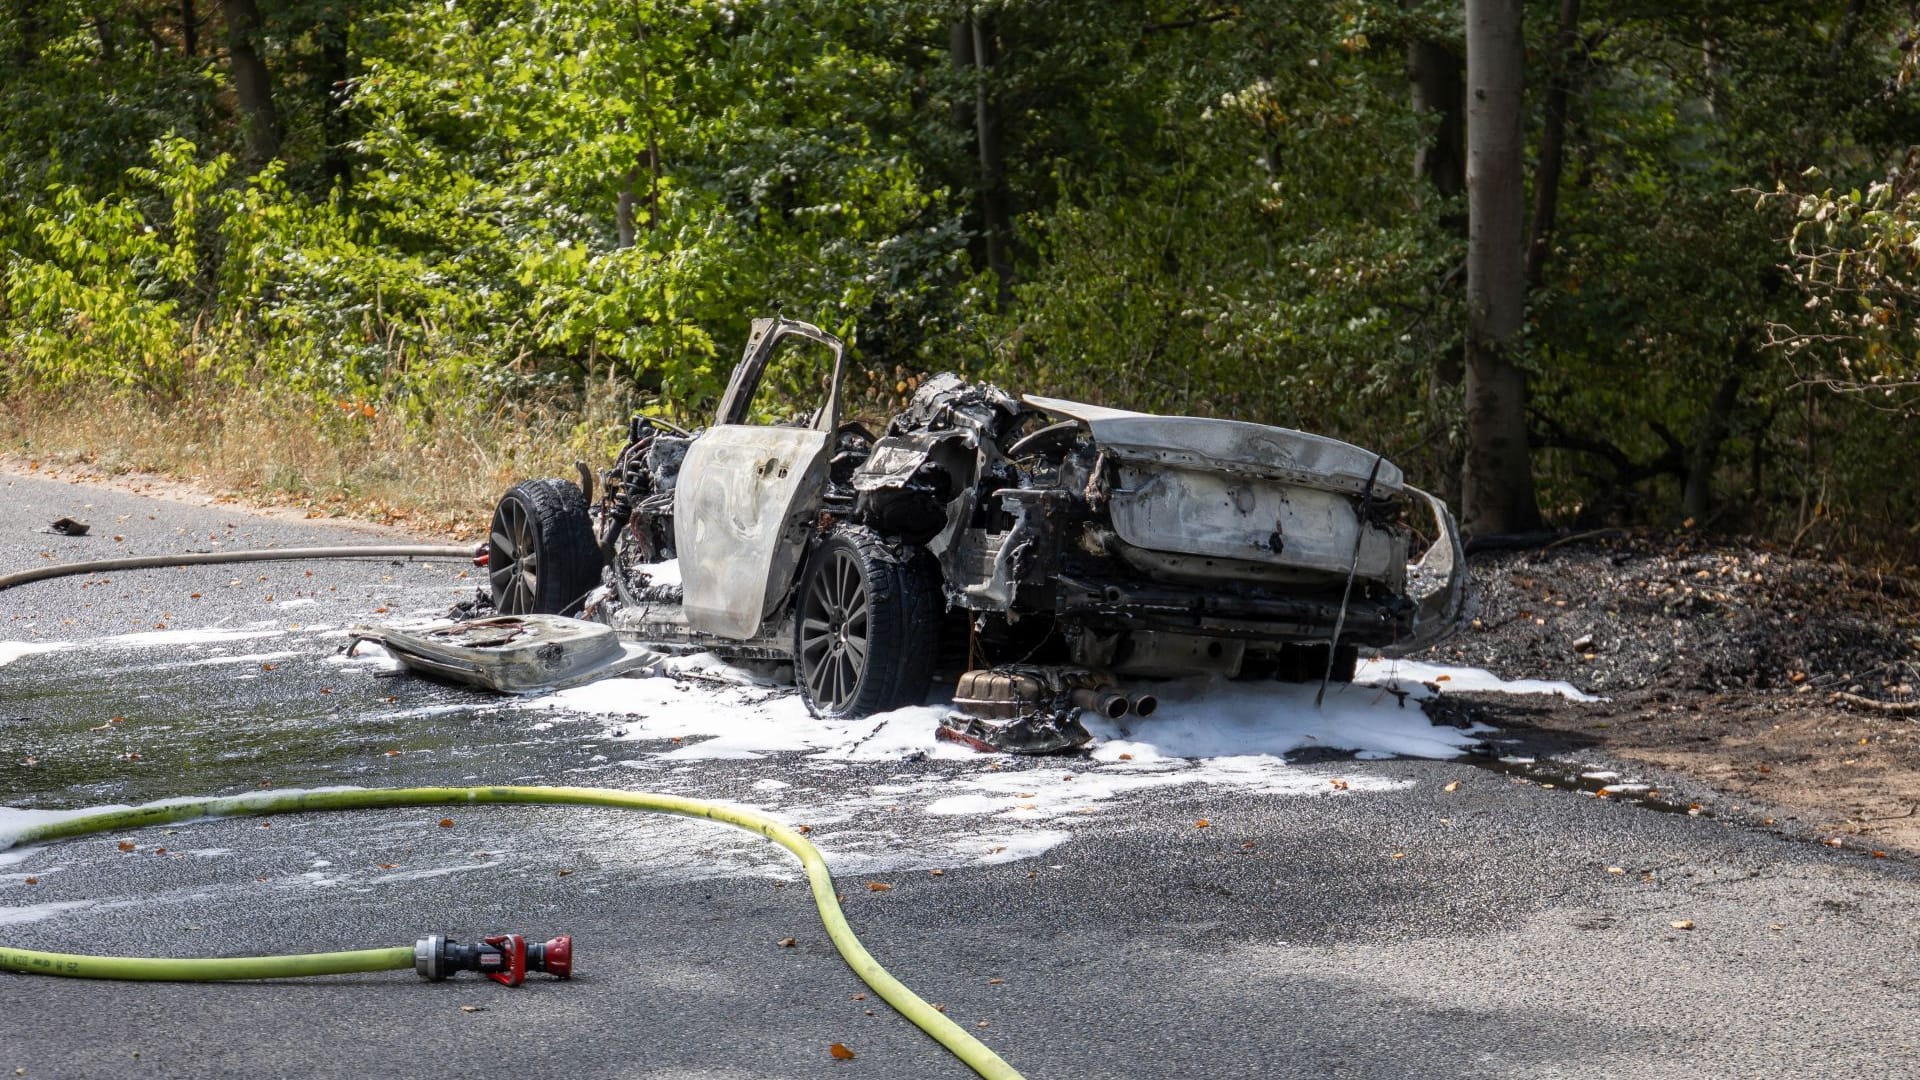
[{"left": 0, "top": 372, "right": 647, "bottom": 537}]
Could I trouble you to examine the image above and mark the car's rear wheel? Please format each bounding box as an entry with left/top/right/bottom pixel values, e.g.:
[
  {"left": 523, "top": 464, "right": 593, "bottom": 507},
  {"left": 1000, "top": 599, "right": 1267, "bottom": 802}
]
[
  {"left": 489, "top": 479, "right": 601, "bottom": 615},
  {"left": 793, "top": 527, "right": 941, "bottom": 717}
]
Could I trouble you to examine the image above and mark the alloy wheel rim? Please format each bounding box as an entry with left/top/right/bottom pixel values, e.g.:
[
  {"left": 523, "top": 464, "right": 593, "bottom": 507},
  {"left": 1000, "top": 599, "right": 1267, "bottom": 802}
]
[
  {"left": 798, "top": 548, "right": 870, "bottom": 711},
  {"left": 488, "top": 498, "right": 540, "bottom": 613}
]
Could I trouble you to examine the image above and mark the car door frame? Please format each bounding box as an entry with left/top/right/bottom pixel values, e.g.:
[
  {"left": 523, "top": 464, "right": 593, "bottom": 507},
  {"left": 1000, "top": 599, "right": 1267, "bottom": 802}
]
[{"left": 673, "top": 317, "right": 847, "bottom": 640}]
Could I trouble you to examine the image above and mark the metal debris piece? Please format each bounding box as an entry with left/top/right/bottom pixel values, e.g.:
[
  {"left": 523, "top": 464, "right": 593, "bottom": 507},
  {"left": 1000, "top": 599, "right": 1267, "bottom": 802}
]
[
  {"left": 936, "top": 709, "right": 1093, "bottom": 755},
  {"left": 347, "top": 614, "right": 663, "bottom": 694},
  {"left": 49, "top": 518, "right": 90, "bottom": 536}
]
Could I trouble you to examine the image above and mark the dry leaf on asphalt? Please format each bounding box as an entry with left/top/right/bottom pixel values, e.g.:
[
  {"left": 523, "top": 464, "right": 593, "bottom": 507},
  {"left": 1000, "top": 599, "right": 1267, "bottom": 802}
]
[{"left": 829, "top": 1043, "right": 855, "bottom": 1060}]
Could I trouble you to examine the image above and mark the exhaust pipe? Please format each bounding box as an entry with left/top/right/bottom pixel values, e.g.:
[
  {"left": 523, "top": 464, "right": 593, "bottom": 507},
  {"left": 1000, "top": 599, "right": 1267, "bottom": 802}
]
[
  {"left": 1071, "top": 687, "right": 1129, "bottom": 720},
  {"left": 1127, "top": 692, "right": 1158, "bottom": 718}
]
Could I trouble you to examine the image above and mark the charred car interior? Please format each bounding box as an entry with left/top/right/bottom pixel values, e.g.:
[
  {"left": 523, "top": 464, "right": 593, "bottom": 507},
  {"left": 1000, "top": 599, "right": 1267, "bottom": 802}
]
[{"left": 484, "top": 315, "right": 1468, "bottom": 752}]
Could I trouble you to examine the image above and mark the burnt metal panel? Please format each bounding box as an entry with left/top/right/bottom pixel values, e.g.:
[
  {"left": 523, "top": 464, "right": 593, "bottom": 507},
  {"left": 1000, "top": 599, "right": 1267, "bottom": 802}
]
[
  {"left": 1021, "top": 395, "right": 1405, "bottom": 495},
  {"left": 674, "top": 424, "right": 830, "bottom": 638},
  {"left": 1107, "top": 465, "right": 1405, "bottom": 586}
]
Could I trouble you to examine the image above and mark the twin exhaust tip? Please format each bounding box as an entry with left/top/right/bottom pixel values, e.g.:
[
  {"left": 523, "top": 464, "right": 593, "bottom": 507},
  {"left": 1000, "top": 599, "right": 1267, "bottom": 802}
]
[{"left": 1070, "top": 688, "right": 1159, "bottom": 720}]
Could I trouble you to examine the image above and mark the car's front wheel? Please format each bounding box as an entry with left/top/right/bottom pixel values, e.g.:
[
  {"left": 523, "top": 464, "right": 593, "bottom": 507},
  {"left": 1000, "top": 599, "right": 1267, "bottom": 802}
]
[
  {"left": 793, "top": 527, "right": 941, "bottom": 717},
  {"left": 488, "top": 479, "right": 601, "bottom": 615}
]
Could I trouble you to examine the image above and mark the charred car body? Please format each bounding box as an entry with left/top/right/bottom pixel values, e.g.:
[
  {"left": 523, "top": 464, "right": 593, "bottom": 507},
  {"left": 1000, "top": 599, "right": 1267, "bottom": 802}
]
[{"left": 487, "top": 315, "right": 1467, "bottom": 751}]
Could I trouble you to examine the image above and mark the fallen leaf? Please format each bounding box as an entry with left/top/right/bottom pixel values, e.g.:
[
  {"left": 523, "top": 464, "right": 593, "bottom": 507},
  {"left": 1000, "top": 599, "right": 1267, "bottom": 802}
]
[
  {"left": 932, "top": 1004, "right": 947, "bottom": 1013},
  {"left": 459, "top": 1004, "right": 485, "bottom": 1013},
  {"left": 797, "top": 824, "right": 812, "bottom": 834},
  {"left": 1607, "top": 866, "right": 1625, "bottom": 875},
  {"left": 1241, "top": 841, "right": 1257, "bottom": 851},
  {"left": 1390, "top": 852, "right": 1406, "bottom": 859},
  {"left": 557, "top": 868, "right": 574, "bottom": 877},
  {"left": 1435, "top": 674, "right": 1451, "bottom": 682},
  {"left": 1871, "top": 850, "right": 1888, "bottom": 859},
  {"left": 1194, "top": 819, "right": 1210, "bottom": 828},
  {"left": 978, "top": 1020, "right": 991, "bottom": 1028},
  {"left": 1330, "top": 779, "right": 1350, "bottom": 791},
  {"left": 152, "top": 847, "right": 167, "bottom": 855},
  {"left": 867, "top": 882, "right": 892, "bottom": 892},
  {"left": 988, "top": 978, "right": 1004, "bottom": 985},
  {"left": 1117, "top": 752, "right": 1133, "bottom": 761},
  {"left": 829, "top": 1043, "right": 855, "bottom": 1061},
  {"left": 439, "top": 818, "right": 455, "bottom": 829},
  {"left": 778, "top": 937, "right": 797, "bottom": 947},
  {"left": 375, "top": 863, "right": 398, "bottom": 870},
  {"left": 117, "top": 841, "right": 135, "bottom": 852},
  {"left": 23, "top": 877, "right": 37, "bottom": 885},
  {"left": 385, "top": 749, "right": 402, "bottom": 757},
  {"left": 850, "top": 992, "right": 865, "bottom": 1000},
  {"left": 928, "top": 868, "right": 945, "bottom": 877},
  {"left": 1670, "top": 919, "right": 1695, "bottom": 930},
  {"left": 260, "top": 663, "right": 275, "bottom": 672},
  {"left": 1443, "top": 780, "right": 1461, "bottom": 793}
]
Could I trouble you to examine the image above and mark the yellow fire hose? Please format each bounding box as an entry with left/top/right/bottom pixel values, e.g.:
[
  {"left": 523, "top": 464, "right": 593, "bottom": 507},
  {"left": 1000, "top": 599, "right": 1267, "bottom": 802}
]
[{"left": 0, "top": 785, "right": 1025, "bottom": 1080}]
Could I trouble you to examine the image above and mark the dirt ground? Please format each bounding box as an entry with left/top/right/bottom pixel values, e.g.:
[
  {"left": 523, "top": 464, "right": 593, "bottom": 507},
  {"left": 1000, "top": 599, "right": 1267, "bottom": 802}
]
[{"left": 1419, "top": 531, "right": 1920, "bottom": 855}]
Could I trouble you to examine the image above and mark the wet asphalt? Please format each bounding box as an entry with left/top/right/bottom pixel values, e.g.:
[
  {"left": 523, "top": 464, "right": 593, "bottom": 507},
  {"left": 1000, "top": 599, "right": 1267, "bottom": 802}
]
[{"left": 1, "top": 470, "right": 1918, "bottom": 1080}]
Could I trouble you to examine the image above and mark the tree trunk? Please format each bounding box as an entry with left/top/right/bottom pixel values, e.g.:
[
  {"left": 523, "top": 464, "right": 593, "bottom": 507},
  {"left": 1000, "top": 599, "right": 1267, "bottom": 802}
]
[
  {"left": 180, "top": 0, "right": 197, "bottom": 57},
  {"left": 1683, "top": 363, "right": 1744, "bottom": 523},
  {"left": 92, "top": 12, "right": 116, "bottom": 62},
  {"left": 220, "top": 0, "right": 280, "bottom": 165},
  {"left": 1461, "top": 0, "right": 1541, "bottom": 535},
  {"left": 953, "top": 16, "right": 1013, "bottom": 302},
  {"left": 1526, "top": 0, "right": 1579, "bottom": 287},
  {"left": 318, "top": 8, "right": 349, "bottom": 189},
  {"left": 1408, "top": 38, "right": 1464, "bottom": 200},
  {"left": 15, "top": 0, "right": 41, "bottom": 67}
]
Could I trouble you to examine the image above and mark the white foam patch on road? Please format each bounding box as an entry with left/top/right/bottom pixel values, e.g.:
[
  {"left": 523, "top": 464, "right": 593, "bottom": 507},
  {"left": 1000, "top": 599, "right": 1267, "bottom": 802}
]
[
  {"left": 530, "top": 659, "right": 1514, "bottom": 765},
  {"left": 96, "top": 627, "right": 290, "bottom": 649},
  {"left": 0, "top": 641, "right": 70, "bottom": 667},
  {"left": 514, "top": 655, "right": 1597, "bottom": 874},
  {"left": 369, "top": 862, "right": 496, "bottom": 884},
  {"left": 1355, "top": 656, "right": 1600, "bottom": 701},
  {"left": 525, "top": 664, "right": 977, "bottom": 763},
  {"left": 0, "top": 899, "right": 96, "bottom": 926},
  {"left": 1084, "top": 678, "right": 1488, "bottom": 763}
]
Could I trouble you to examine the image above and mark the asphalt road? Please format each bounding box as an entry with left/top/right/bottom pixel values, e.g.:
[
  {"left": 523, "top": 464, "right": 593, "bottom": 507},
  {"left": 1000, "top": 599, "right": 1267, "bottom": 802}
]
[{"left": 2, "top": 469, "right": 1917, "bottom": 1080}]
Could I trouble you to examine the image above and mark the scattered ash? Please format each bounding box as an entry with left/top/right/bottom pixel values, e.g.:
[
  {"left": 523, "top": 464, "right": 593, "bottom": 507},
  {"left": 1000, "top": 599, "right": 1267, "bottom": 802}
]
[{"left": 1423, "top": 532, "right": 1920, "bottom": 706}]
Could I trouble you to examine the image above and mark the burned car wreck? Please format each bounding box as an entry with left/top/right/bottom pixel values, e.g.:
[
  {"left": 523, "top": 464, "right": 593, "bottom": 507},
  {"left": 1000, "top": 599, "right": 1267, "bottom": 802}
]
[{"left": 485, "top": 315, "right": 1467, "bottom": 752}]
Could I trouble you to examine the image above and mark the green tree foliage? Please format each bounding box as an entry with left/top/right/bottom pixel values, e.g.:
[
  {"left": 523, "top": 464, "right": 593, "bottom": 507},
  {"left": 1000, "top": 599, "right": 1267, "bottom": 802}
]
[{"left": 2, "top": 0, "right": 1916, "bottom": 553}]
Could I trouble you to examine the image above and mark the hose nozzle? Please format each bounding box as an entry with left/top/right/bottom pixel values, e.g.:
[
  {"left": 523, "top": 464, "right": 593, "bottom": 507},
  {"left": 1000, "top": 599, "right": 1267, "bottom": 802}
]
[{"left": 415, "top": 933, "right": 573, "bottom": 986}]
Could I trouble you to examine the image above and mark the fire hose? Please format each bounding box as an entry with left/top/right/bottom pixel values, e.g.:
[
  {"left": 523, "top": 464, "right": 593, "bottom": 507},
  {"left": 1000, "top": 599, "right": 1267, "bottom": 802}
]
[
  {"left": 0, "top": 785, "right": 1025, "bottom": 1080},
  {"left": 0, "top": 545, "right": 476, "bottom": 593}
]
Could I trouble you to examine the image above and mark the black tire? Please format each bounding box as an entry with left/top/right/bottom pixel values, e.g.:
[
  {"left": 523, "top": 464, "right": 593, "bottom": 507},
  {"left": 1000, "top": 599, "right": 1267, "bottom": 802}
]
[
  {"left": 792, "top": 527, "right": 942, "bottom": 717},
  {"left": 488, "top": 479, "right": 601, "bottom": 615}
]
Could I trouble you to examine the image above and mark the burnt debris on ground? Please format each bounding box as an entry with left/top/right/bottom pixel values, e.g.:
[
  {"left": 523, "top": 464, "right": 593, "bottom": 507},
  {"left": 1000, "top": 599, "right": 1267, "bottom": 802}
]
[{"left": 1417, "top": 530, "right": 1920, "bottom": 853}]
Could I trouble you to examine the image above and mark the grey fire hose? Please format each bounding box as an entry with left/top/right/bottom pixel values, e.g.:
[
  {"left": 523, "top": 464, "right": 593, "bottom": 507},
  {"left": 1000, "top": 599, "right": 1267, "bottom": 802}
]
[{"left": 0, "top": 546, "right": 473, "bottom": 593}]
